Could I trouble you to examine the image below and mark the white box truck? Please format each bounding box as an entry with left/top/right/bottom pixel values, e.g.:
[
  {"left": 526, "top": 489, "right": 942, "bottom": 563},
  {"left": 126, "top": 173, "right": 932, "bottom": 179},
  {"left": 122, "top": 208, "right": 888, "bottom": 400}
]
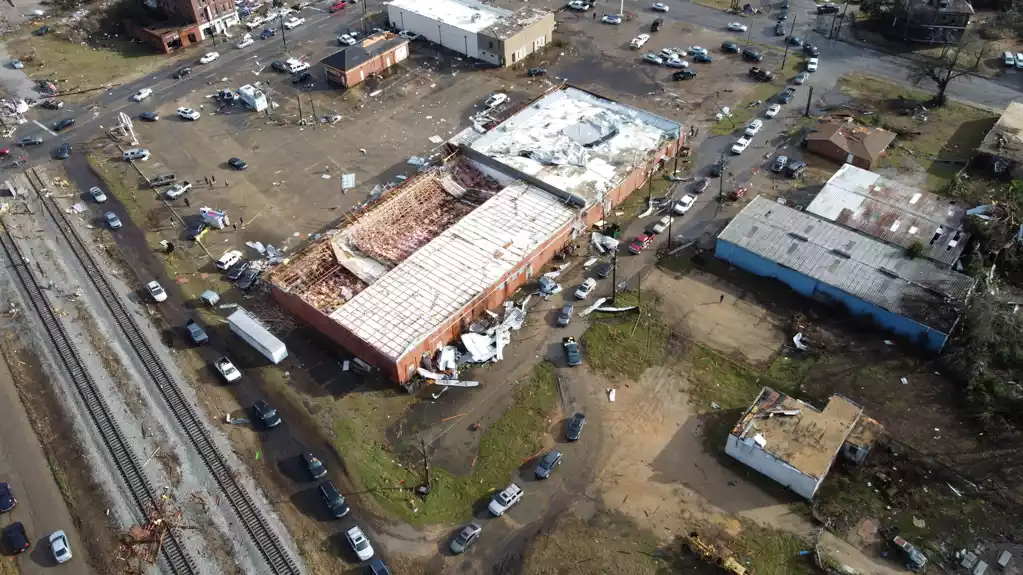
[{"left": 228, "top": 308, "right": 287, "bottom": 364}]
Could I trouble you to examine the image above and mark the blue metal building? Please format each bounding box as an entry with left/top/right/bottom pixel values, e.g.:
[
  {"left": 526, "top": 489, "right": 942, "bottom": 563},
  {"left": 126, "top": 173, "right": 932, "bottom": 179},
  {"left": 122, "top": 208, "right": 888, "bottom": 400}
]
[{"left": 716, "top": 197, "right": 975, "bottom": 350}]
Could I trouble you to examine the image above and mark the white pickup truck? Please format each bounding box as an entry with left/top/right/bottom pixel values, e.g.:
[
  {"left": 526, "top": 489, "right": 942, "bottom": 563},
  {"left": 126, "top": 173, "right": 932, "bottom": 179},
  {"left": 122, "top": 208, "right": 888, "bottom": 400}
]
[
  {"left": 164, "top": 180, "right": 193, "bottom": 199},
  {"left": 214, "top": 357, "right": 241, "bottom": 382},
  {"left": 488, "top": 483, "right": 523, "bottom": 516}
]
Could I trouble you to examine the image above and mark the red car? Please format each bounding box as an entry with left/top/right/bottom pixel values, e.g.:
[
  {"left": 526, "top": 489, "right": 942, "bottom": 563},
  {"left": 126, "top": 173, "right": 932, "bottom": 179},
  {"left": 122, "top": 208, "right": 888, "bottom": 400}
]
[
  {"left": 0, "top": 147, "right": 8, "bottom": 157},
  {"left": 328, "top": 0, "right": 347, "bottom": 12},
  {"left": 628, "top": 234, "right": 652, "bottom": 255}
]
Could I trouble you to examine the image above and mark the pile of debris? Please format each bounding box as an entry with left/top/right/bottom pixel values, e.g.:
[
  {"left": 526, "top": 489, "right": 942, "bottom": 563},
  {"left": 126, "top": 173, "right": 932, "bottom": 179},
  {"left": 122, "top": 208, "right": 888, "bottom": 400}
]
[{"left": 116, "top": 493, "right": 192, "bottom": 572}]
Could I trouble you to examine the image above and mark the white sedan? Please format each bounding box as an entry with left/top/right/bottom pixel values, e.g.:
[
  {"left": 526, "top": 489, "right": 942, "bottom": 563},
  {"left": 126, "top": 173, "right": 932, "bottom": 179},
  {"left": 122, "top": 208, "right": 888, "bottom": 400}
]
[
  {"left": 283, "top": 17, "right": 305, "bottom": 30},
  {"left": 338, "top": 33, "right": 357, "bottom": 46},
  {"left": 807, "top": 57, "right": 819, "bottom": 72},
  {"left": 146, "top": 281, "right": 168, "bottom": 302},
  {"left": 199, "top": 52, "right": 219, "bottom": 64},
  {"left": 236, "top": 37, "right": 254, "bottom": 49},
  {"left": 727, "top": 22, "right": 748, "bottom": 32},
  {"left": 601, "top": 13, "right": 622, "bottom": 24},
  {"left": 485, "top": 92, "right": 508, "bottom": 108},
  {"left": 765, "top": 103, "right": 782, "bottom": 118},
  {"left": 132, "top": 88, "right": 152, "bottom": 102},
  {"left": 630, "top": 34, "right": 650, "bottom": 49},
  {"left": 673, "top": 194, "right": 697, "bottom": 215},
  {"left": 567, "top": 0, "right": 591, "bottom": 9},
  {"left": 652, "top": 2, "right": 669, "bottom": 11},
  {"left": 177, "top": 107, "right": 201, "bottom": 120}
]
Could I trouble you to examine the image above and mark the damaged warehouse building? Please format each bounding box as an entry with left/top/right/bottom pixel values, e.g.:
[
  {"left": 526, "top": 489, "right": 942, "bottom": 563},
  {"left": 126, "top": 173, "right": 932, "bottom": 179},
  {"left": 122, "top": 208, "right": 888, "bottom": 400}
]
[{"left": 268, "top": 85, "right": 683, "bottom": 383}]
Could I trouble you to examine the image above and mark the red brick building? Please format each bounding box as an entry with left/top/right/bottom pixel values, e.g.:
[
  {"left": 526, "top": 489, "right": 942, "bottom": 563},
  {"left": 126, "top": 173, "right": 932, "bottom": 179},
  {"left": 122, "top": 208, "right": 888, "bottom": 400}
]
[
  {"left": 322, "top": 33, "right": 410, "bottom": 88},
  {"left": 132, "top": 0, "right": 239, "bottom": 52}
]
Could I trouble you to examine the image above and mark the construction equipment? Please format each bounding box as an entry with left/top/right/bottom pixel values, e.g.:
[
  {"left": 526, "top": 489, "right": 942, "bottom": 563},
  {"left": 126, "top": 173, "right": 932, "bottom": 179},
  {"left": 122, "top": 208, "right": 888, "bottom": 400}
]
[{"left": 686, "top": 532, "right": 748, "bottom": 575}]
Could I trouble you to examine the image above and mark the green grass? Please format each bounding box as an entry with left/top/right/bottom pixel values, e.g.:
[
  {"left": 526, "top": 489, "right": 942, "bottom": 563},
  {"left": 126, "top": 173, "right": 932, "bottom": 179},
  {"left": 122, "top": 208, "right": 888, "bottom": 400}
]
[
  {"left": 581, "top": 291, "right": 670, "bottom": 380},
  {"left": 767, "top": 354, "right": 817, "bottom": 386},
  {"left": 733, "top": 523, "right": 817, "bottom": 575},
  {"left": 332, "top": 363, "right": 558, "bottom": 524},
  {"left": 686, "top": 345, "right": 799, "bottom": 410}
]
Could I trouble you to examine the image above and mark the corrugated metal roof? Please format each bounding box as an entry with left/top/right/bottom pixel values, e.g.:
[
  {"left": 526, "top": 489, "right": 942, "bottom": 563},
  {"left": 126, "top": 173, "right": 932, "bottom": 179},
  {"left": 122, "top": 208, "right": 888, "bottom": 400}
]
[
  {"left": 718, "top": 196, "right": 975, "bottom": 333},
  {"left": 806, "top": 164, "right": 968, "bottom": 266},
  {"left": 330, "top": 181, "right": 577, "bottom": 360}
]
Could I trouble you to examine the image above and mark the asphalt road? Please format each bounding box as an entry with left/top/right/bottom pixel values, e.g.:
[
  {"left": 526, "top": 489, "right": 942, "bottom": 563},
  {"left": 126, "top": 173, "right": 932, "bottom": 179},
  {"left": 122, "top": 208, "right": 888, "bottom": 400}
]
[{"left": 0, "top": 358, "right": 90, "bottom": 574}]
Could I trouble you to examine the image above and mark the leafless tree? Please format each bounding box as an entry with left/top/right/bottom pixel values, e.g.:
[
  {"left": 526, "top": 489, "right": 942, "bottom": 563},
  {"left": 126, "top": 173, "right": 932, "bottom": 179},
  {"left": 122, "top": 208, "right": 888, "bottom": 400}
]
[{"left": 908, "top": 32, "right": 988, "bottom": 106}]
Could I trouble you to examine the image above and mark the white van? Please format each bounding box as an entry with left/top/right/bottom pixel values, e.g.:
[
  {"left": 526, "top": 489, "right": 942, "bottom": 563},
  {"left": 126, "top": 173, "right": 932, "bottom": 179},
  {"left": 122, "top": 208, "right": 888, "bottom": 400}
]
[
  {"left": 1004, "top": 51, "right": 1015, "bottom": 67},
  {"left": 215, "top": 249, "right": 243, "bottom": 270},
  {"left": 123, "top": 148, "right": 150, "bottom": 161}
]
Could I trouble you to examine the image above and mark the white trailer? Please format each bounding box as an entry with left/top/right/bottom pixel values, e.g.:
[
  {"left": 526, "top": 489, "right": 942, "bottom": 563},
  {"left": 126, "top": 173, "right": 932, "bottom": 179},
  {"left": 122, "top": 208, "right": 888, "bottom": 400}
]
[{"left": 228, "top": 308, "right": 287, "bottom": 364}]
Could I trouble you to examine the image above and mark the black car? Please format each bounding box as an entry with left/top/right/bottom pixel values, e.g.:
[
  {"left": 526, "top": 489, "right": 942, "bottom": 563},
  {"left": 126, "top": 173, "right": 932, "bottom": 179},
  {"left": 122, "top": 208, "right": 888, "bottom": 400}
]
[
  {"left": 140, "top": 111, "right": 160, "bottom": 121},
  {"left": 777, "top": 87, "right": 797, "bottom": 104},
  {"left": 594, "top": 262, "right": 612, "bottom": 279},
  {"left": 710, "top": 158, "right": 728, "bottom": 177},
  {"left": 774, "top": 22, "right": 786, "bottom": 36},
  {"left": 226, "top": 260, "right": 250, "bottom": 281},
  {"left": 0, "top": 483, "right": 16, "bottom": 513},
  {"left": 749, "top": 67, "right": 773, "bottom": 81},
  {"left": 54, "top": 143, "right": 72, "bottom": 160},
  {"left": 818, "top": 3, "right": 840, "bottom": 13},
  {"left": 236, "top": 267, "right": 260, "bottom": 290},
  {"left": 785, "top": 160, "right": 807, "bottom": 177},
  {"left": 271, "top": 60, "right": 288, "bottom": 72},
  {"left": 4, "top": 522, "right": 28, "bottom": 554},
  {"left": 651, "top": 17, "right": 664, "bottom": 32},
  {"left": 302, "top": 452, "right": 328, "bottom": 480},
  {"left": 721, "top": 41, "right": 740, "bottom": 53},
  {"left": 228, "top": 157, "right": 248, "bottom": 170},
  {"left": 319, "top": 480, "right": 350, "bottom": 518},
  {"left": 803, "top": 44, "right": 820, "bottom": 57},
  {"left": 566, "top": 412, "right": 586, "bottom": 441},
  {"left": 673, "top": 69, "right": 697, "bottom": 81},
  {"left": 253, "top": 400, "right": 282, "bottom": 428},
  {"left": 53, "top": 118, "right": 75, "bottom": 131},
  {"left": 260, "top": 27, "right": 277, "bottom": 39},
  {"left": 534, "top": 450, "right": 562, "bottom": 479},
  {"left": 742, "top": 48, "right": 763, "bottom": 62},
  {"left": 527, "top": 67, "right": 547, "bottom": 77},
  {"left": 786, "top": 36, "right": 803, "bottom": 47},
  {"left": 292, "top": 71, "right": 312, "bottom": 84},
  {"left": 186, "top": 221, "right": 209, "bottom": 241},
  {"left": 173, "top": 66, "right": 192, "bottom": 79}
]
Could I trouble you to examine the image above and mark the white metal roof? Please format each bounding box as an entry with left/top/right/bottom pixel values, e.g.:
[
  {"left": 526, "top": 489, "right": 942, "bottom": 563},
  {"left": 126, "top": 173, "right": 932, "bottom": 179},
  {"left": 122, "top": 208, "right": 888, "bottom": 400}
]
[
  {"left": 386, "top": 0, "right": 511, "bottom": 34},
  {"left": 718, "top": 196, "right": 975, "bottom": 333},
  {"left": 330, "top": 181, "right": 577, "bottom": 360},
  {"left": 468, "top": 87, "right": 682, "bottom": 207}
]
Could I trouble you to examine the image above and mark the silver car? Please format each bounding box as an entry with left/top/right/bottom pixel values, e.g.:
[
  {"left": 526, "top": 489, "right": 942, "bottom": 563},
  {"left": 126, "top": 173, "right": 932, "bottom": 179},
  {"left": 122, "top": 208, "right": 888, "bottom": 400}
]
[
  {"left": 88, "top": 186, "right": 107, "bottom": 203},
  {"left": 794, "top": 71, "right": 810, "bottom": 85},
  {"left": 643, "top": 53, "right": 663, "bottom": 65},
  {"left": 450, "top": 523, "right": 481, "bottom": 554},
  {"left": 557, "top": 304, "right": 574, "bottom": 327},
  {"left": 104, "top": 211, "right": 122, "bottom": 229}
]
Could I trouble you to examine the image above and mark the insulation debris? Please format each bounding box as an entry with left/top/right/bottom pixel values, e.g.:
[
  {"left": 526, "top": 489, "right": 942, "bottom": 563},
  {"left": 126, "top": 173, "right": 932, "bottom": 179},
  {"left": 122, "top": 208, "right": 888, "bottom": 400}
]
[
  {"left": 579, "top": 297, "right": 609, "bottom": 317},
  {"left": 591, "top": 232, "right": 619, "bottom": 253},
  {"left": 595, "top": 305, "right": 638, "bottom": 313}
]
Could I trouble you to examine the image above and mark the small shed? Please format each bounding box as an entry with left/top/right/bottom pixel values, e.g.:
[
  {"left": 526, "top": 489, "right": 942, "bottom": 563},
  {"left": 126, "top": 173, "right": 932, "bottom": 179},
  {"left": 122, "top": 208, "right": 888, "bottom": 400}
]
[{"left": 322, "top": 33, "right": 410, "bottom": 89}]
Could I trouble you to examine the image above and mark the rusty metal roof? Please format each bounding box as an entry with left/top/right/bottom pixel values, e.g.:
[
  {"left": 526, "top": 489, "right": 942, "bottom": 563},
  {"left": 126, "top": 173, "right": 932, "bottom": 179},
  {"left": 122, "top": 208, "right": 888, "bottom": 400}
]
[{"left": 806, "top": 164, "right": 968, "bottom": 266}]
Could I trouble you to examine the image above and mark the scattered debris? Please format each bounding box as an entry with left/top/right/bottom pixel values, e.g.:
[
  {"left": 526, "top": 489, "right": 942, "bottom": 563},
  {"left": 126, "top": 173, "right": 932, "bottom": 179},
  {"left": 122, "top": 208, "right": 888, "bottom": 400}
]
[{"left": 793, "top": 332, "right": 808, "bottom": 351}]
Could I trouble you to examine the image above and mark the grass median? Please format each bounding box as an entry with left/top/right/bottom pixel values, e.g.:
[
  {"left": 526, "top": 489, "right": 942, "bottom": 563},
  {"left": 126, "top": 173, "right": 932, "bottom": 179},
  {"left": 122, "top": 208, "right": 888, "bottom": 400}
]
[{"left": 582, "top": 290, "right": 670, "bottom": 380}]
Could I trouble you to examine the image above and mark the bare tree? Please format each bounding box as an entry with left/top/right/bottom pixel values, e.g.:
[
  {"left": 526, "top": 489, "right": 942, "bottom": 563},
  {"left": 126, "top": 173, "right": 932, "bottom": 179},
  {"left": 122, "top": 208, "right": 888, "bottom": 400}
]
[{"left": 908, "top": 33, "right": 988, "bottom": 106}]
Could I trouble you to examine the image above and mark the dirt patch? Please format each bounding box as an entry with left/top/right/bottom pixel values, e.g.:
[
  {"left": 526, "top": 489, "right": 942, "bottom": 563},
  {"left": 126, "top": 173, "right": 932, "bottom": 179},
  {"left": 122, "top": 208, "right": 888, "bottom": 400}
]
[{"left": 0, "top": 331, "right": 121, "bottom": 575}]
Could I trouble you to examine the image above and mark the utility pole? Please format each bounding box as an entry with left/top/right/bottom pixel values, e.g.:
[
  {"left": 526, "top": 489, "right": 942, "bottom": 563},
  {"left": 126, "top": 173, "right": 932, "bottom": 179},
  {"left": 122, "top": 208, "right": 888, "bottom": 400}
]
[
  {"left": 610, "top": 251, "right": 618, "bottom": 304},
  {"left": 715, "top": 152, "right": 726, "bottom": 216},
  {"left": 745, "top": 18, "right": 755, "bottom": 48},
  {"left": 646, "top": 167, "right": 654, "bottom": 206},
  {"left": 804, "top": 86, "right": 814, "bottom": 117},
  {"left": 280, "top": 14, "right": 288, "bottom": 52},
  {"left": 830, "top": 2, "right": 851, "bottom": 40},
  {"left": 781, "top": 15, "right": 797, "bottom": 70}
]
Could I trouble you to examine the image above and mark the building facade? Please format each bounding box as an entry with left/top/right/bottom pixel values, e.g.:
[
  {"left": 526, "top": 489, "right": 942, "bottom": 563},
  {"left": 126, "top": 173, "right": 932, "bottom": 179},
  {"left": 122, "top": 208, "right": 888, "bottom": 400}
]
[
  {"left": 887, "top": 0, "right": 974, "bottom": 44},
  {"left": 385, "top": 0, "right": 554, "bottom": 67},
  {"left": 322, "top": 34, "right": 410, "bottom": 88}
]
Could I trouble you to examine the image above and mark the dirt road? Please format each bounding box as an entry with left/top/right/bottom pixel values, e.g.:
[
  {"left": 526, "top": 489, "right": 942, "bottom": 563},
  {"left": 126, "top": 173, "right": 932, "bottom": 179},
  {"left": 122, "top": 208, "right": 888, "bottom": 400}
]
[{"left": 0, "top": 357, "right": 91, "bottom": 574}]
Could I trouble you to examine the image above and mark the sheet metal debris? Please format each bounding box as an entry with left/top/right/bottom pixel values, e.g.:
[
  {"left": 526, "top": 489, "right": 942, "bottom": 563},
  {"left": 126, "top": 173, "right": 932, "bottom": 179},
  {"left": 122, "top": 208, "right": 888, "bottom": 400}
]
[
  {"left": 341, "top": 173, "right": 356, "bottom": 190},
  {"left": 579, "top": 297, "right": 609, "bottom": 317}
]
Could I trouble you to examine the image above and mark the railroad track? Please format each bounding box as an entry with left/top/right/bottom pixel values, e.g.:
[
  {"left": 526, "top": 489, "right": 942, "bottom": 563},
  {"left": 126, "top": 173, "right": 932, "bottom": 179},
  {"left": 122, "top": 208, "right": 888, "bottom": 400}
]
[
  {"left": 0, "top": 218, "right": 197, "bottom": 575},
  {"left": 24, "top": 169, "right": 301, "bottom": 575}
]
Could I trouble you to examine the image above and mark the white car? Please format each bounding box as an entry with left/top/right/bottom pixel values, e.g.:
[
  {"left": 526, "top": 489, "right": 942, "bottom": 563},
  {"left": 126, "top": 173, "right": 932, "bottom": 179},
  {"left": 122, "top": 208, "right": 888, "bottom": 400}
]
[
  {"left": 673, "top": 194, "right": 697, "bottom": 215},
  {"left": 286, "top": 59, "right": 311, "bottom": 73},
  {"left": 744, "top": 119, "right": 763, "bottom": 137},
  {"left": 665, "top": 58, "right": 688, "bottom": 68},
  {"left": 630, "top": 34, "right": 650, "bottom": 49},
  {"left": 283, "top": 17, "right": 305, "bottom": 30},
  {"left": 567, "top": 0, "right": 591, "bottom": 10},
  {"left": 485, "top": 92, "right": 508, "bottom": 109},
  {"left": 345, "top": 526, "right": 374, "bottom": 561},
  {"left": 214, "top": 357, "right": 241, "bottom": 382},
  {"left": 652, "top": 215, "right": 673, "bottom": 234},
  {"left": 132, "top": 88, "right": 152, "bottom": 102},
  {"left": 215, "top": 249, "right": 243, "bottom": 270},
  {"left": 574, "top": 278, "right": 597, "bottom": 299},
  {"left": 338, "top": 33, "right": 357, "bottom": 46},
  {"left": 794, "top": 71, "right": 810, "bottom": 85},
  {"left": 765, "top": 104, "right": 782, "bottom": 118},
  {"left": 727, "top": 22, "right": 748, "bottom": 32},
  {"left": 177, "top": 107, "right": 201, "bottom": 120},
  {"left": 199, "top": 52, "right": 219, "bottom": 64},
  {"left": 643, "top": 53, "right": 663, "bottom": 64},
  {"left": 660, "top": 48, "right": 680, "bottom": 59},
  {"left": 652, "top": 2, "right": 669, "bottom": 11},
  {"left": 398, "top": 30, "right": 420, "bottom": 41},
  {"left": 731, "top": 136, "right": 752, "bottom": 154},
  {"left": 49, "top": 531, "right": 71, "bottom": 564},
  {"left": 688, "top": 46, "right": 708, "bottom": 56},
  {"left": 146, "top": 281, "right": 167, "bottom": 302},
  {"left": 488, "top": 483, "right": 524, "bottom": 516},
  {"left": 88, "top": 186, "right": 107, "bottom": 203},
  {"left": 807, "top": 57, "right": 819, "bottom": 72},
  {"left": 601, "top": 13, "right": 622, "bottom": 24},
  {"left": 236, "top": 37, "right": 254, "bottom": 49}
]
